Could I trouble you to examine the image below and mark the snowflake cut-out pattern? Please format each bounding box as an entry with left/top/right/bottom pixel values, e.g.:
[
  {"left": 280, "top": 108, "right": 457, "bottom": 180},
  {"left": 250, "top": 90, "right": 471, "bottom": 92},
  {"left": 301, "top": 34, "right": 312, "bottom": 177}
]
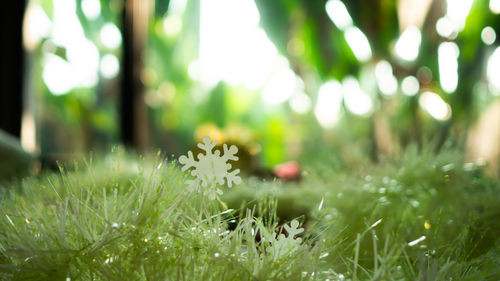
[
  {"left": 266, "top": 220, "right": 304, "bottom": 261},
  {"left": 179, "top": 136, "right": 242, "bottom": 200}
]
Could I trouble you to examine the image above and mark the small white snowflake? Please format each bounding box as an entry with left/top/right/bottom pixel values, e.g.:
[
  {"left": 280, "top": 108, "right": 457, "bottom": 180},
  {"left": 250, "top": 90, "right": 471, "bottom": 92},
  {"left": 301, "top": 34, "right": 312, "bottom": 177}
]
[
  {"left": 179, "top": 136, "right": 242, "bottom": 200},
  {"left": 266, "top": 220, "right": 304, "bottom": 261}
]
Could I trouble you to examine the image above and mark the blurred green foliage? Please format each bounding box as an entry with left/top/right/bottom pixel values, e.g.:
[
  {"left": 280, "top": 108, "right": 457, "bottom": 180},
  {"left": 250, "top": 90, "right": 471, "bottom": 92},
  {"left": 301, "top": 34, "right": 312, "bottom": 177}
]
[{"left": 28, "top": 0, "right": 500, "bottom": 169}]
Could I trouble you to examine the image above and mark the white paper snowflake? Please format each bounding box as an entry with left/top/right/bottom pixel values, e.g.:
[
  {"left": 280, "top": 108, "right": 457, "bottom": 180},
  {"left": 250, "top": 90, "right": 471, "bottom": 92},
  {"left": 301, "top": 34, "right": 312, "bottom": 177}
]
[
  {"left": 179, "top": 136, "right": 242, "bottom": 200},
  {"left": 266, "top": 220, "right": 304, "bottom": 261}
]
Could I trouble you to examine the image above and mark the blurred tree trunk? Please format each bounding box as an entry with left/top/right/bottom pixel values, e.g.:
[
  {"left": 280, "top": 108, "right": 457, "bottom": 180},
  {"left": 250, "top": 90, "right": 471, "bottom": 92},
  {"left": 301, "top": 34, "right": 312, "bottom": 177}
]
[
  {"left": 0, "top": 0, "right": 26, "bottom": 138},
  {"left": 121, "top": 0, "right": 151, "bottom": 152}
]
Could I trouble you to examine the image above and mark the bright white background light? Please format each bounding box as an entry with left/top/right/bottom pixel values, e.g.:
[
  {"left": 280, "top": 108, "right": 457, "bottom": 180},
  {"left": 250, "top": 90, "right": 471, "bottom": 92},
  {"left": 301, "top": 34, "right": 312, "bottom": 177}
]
[
  {"left": 419, "top": 91, "right": 452, "bottom": 121},
  {"left": 375, "top": 60, "right": 397, "bottom": 96},
  {"left": 199, "top": 0, "right": 280, "bottom": 90},
  {"left": 100, "top": 54, "right": 120, "bottom": 79},
  {"left": 446, "top": 0, "right": 473, "bottom": 32},
  {"left": 438, "top": 42, "right": 459, "bottom": 93},
  {"left": 289, "top": 91, "right": 312, "bottom": 114},
  {"left": 491, "top": 0, "right": 500, "bottom": 13},
  {"left": 481, "top": 26, "right": 496, "bottom": 45},
  {"left": 395, "top": 26, "right": 421, "bottom": 62},
  {"left": 66, "top": 38, "right": 100, "bottom": 87},
  {"left": 344, "top": 26, "right": 372, "bottom": 62},
  {"left": 342, "top": 76, "right": 374, "bottom": 116},
  {"left": 42, "top": 0, "right": 100, "bottom": 94},
  {"left": 23, "top": 3, "right": 52, "bottom": 51},
  {"left": 401, "top": 76, "right": 419, "bottom": 96},
  {"left": 261, "top": 66, "right": 298, "bottom": 105},
  {"left": 314, "top": 80, "right": 343, "bottom": 128},
  {"left": 487, "top": 47, "right": 500, "bottom": 95},
  {"left": 325, "top": 0, "right": 352, "bottom": 30},
  {"left": 81, "top": 0, "right": 101, "bottom": 20},
  {"left": 52, "top": 0, "right": 85, "bottom": 46},
  {"left": 163, "top": 15, "right": 182, "bottom": 37},
  {"left": 168, "top": 0, "right": 188, "bottom": 15},
  {"left": 436, "top": 17, "right": 456, "bottom": 39},
  {"left": 42, "top": 54, "right": 77, "bottom": 95},
  {"left": 100, "top": 23, "right": 122, "bottom": 50}
]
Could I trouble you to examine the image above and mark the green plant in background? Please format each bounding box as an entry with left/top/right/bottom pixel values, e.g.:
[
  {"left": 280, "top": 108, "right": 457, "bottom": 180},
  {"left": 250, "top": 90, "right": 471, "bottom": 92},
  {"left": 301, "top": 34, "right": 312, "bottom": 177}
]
[
  {"left": 251, "top": 0, "right": 500, "bottom": 156},
  {"left": 130, "top": 0, "right": 500, "bottom": 168},
  {"left": 25, "top": 0, "right": 123, "bottom": 161},
  {"left": 24, "top": 0, "right": 500, "bottom": 169}
]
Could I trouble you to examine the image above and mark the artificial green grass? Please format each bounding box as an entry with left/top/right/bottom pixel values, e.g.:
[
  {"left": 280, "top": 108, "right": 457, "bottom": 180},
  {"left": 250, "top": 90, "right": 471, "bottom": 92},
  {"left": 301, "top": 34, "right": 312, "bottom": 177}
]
[{"left": 0, "top": 147, "right": 499, "bottom": 280}]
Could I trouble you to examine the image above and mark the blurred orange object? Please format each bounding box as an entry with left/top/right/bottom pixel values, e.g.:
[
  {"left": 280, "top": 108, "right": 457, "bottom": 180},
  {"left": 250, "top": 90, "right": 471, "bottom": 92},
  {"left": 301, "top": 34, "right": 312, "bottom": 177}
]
[{"left": 273, "top": 161, "right": 301, "bottom": 180}]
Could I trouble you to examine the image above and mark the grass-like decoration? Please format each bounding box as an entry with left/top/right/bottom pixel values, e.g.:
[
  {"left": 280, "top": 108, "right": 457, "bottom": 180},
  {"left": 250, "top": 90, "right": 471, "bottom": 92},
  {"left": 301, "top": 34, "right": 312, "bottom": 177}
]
[{"left": 0, "top": 145, "right": 499, "bottom": 280}]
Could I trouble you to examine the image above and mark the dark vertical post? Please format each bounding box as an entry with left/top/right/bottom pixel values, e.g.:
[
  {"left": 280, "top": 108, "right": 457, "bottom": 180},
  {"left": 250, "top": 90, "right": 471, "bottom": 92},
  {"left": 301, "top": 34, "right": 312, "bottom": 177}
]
[
  {"left": 121, "top": 0, "right": 150, "bottom": 152},
  {"left": 0, "top": 0, "right": 27, "bottom": 138}
]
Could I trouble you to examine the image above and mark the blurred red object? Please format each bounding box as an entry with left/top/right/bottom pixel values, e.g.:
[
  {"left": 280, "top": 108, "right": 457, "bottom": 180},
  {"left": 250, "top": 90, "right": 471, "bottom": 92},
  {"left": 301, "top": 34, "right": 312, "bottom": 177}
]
[{"left": 273, "top": 161, "right": 301, "bottom": 180}]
